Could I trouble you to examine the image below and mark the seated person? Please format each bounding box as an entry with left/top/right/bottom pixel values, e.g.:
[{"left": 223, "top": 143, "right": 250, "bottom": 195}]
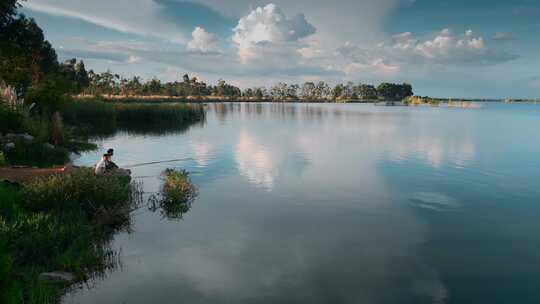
[
  {"left": 106, "top": 148, "right": 119, "bottom": 170},
  {"left": 95, "top": 154, "right": 109, "bottom": 175}
]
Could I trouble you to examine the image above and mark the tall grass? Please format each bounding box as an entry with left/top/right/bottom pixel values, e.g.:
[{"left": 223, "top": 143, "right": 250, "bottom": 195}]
[
  {"left": 22, "top": 168, "right": 136, "bottom": 222},
  {"left": 62, "top": 100, "right": 206, "bottom": 136},
  {"left": 0, "top": 169, "right": 141, "bottom": 304}
]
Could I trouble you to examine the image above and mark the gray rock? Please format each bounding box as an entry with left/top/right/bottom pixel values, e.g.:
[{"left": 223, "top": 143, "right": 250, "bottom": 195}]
[
  {"left": 21, "top": 133, "right": 34, "bottom": 141},
  {"left": 3, "top": 142, "right": 15, "bottom": 150},
  {"left": 43, "top": 143, "right": 55, "bottom": 149},
  {"left": 5, "top": 133, "right": 34, "bottom": 142},
  {"left": 39, "top": 271, "right": 76, "bottom": 283}
]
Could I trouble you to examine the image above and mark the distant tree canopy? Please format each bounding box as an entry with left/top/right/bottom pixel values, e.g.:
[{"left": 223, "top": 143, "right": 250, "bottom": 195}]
[{"left": 376, "top": 83, "right": 413, "bottom": 100}]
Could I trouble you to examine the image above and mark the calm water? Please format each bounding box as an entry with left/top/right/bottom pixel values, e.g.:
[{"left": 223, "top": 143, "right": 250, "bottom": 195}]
[{"left": 65, "top": 103, "right": 540, "bottom": 304}]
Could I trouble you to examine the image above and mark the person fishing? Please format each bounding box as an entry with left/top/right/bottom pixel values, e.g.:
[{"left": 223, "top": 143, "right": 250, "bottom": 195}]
[
  {"left": 106, "top": 148, "right": 119, "bottom": 171},
  {"left": 95, "top": 154, "right": 110, "bottom": 175}
]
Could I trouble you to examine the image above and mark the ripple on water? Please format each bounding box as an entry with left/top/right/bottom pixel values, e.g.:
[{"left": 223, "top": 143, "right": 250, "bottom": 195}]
[{"left": 409, "top": 192, "right": 461, "bottom": 212}]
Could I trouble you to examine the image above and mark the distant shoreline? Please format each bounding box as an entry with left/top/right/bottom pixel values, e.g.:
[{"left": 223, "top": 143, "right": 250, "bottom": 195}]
[{"left": 72, "top": 94, "right": 540, "bottom": 104}]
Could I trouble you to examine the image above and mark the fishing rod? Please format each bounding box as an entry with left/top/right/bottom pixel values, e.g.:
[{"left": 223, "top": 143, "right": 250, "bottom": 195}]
[{"left": 123, "top": 157, "right": 195, "bottom": 169}]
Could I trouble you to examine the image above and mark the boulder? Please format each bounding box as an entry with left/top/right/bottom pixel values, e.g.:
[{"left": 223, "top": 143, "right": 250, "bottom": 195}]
[
  {"left": 5, "top": 133, "right": 34, "bottom": 142},
  {"left": 39, "top": 271, "right": 76, "bottom": 283},
  {"left": 21, "top": 133, "right": 34, "bottom": 142},
  {"left": 43, "top": 143, "right": 55, "bottom": 150}
]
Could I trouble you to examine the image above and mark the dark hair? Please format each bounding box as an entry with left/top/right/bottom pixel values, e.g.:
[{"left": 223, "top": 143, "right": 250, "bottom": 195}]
[
  {"left": 107, "top": 148, "right": 114, "bottom": 154},
  {"left": 103, "top": 154, "right": 109, "bottom": 157}
]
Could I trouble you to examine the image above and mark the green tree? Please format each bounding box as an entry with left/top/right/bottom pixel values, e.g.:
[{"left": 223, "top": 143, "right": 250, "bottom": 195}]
[
  {"left": 301, "top": 82, "right": 316, "bottom": 100},
  {"left": 0, "top": 14, "right": 59, "bottom": 94}
]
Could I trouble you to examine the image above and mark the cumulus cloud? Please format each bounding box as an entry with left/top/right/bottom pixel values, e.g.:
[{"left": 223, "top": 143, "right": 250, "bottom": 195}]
[
  {"left": 388, "top": 29, "right": 518, "bottom": 65},
  {"left": 232, "top": 3, "right": 316, "bottom": 62},
  {"left": 337, "top": 29, "right": 518, "bottom": 77},
  {"left": 492, "top": 32, "right": 515, "bottom": 41},
  {"left": 187, "top": 27, "right": 220, "bottom": 53}
]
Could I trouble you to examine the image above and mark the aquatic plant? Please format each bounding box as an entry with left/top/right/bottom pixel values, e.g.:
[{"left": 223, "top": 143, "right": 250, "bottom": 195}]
[
  {"left": 149, "top": 169, "right": 198, "bottom": 220},
  {"left": 62, "top": 100, "right": 206, "bottom": 136},
  {"left": 403, "top": 96, "right": 440, "bottom": 106}
]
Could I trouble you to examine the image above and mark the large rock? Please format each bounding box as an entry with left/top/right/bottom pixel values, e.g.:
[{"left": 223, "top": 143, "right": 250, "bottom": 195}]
[
  {"left": 43, "top": 143, "right": 55, "bottom": 150},
  {"left": 21, "top": 133, "right": 34, "bottom": 141},
  {"left": 39, "top": 271, "right": 76, "bottom": 283},
  {"left": 5, "top": 133, "right": 34, "bottom": 142}
]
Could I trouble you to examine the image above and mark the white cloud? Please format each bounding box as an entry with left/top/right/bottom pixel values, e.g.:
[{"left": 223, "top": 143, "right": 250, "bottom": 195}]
[
  {"left": 23, "top": 0, "right": 186, "bottom": 43},
  {"left": 232, "top": 3, "right": 316, "bottom": 62},
  {"left": 187, "top": 27, "right": 220, "bottom": 53},
  {"left": 127, "top": 55, "right": 142, "bottom": 64},
  {"left": 337, "top": 29, "right": 518, "bottom": 78},
  {"left": 492, "top": 32, "right": 514, "bottom": 41}
]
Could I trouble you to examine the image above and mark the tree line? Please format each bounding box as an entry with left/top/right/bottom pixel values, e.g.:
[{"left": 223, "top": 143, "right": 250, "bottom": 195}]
[{"left": 69, "top": 66, "right": 413, "bottom": 101}]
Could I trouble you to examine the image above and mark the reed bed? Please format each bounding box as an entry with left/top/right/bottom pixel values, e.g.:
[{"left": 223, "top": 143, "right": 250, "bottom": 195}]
[{"left": 62, "top": 100, "right": 205, "bottom": 136}]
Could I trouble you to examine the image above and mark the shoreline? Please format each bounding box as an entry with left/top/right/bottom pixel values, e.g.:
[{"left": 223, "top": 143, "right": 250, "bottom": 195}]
[{"left": 73, "top": 94, "right": 540, "bottom": 104}]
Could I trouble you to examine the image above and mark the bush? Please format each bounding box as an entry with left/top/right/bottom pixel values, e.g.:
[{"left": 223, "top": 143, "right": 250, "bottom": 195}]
[
  {"left": 0, "top": 152, "right": 6, "bottom": 166},
  {"left": 0, "top": 102, "right": 27, "bottom": 133},
  {"left": 25, "top": 79, "right": 72, "bottom": 115}
]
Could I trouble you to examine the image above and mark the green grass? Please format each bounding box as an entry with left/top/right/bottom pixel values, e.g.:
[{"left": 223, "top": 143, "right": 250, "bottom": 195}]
[
  {"left": 149, "top": 169, "right": 198, "bottom": 220},
  {"left": 0, "top": 169, "right": 141, "bottom": 304}
]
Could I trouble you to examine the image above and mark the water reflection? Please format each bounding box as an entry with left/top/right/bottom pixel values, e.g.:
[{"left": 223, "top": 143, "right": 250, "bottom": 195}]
[{"left": 65, "top": 103, "right": 540, "bottom": 304}]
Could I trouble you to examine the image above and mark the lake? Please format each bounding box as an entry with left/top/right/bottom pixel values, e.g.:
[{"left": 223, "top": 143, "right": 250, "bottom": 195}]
[{"left": 65, "top": 102, "right": 540, "bottom": 304}]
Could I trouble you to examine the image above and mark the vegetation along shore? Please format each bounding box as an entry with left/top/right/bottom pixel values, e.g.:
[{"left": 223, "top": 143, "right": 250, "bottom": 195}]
[{"left": 1, "top": 2, "right": 202, "bottom": 303}]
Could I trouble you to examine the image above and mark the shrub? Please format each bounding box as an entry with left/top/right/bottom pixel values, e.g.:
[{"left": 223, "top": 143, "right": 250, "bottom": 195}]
[
  {"left": 25, "top": 79, "right": 71, "bottom": 115},
  {"left": 0, "top": 102, "right": 27, "bottom": 133},
  {"left": 0, "top": 152, "right": 6, "bottom": 166}
]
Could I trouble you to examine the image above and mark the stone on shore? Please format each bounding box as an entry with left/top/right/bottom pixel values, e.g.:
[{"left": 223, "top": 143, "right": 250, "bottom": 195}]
[{"left": 39, "top": 271, "right": 76, "bottom": 283}]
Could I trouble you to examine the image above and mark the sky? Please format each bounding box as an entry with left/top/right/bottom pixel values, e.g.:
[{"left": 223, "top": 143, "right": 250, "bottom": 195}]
[{"left": 20, "top": 0, "right": 540, "bottom": 98}]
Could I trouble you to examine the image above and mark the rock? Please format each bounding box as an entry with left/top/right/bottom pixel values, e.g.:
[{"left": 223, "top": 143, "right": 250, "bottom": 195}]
[
  {"left": 39, "top": 271, "right": 76, "bottom": 283},
  {"left": 4, "top": 133, "right": 34, "bottom": 142},
  {"left": 21, "top": 133, "right": 34, "bottom": 142},
  {"left": 43, "top": 143, "right": 55, "bottom": 149},
  {"left": 3, "top": 142, "right": 15, "bottom": 150}
]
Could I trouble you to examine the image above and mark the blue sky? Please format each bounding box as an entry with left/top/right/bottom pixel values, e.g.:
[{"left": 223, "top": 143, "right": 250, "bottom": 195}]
[{"left": 21, "top": 0, "right": 540, "bottom": 98}]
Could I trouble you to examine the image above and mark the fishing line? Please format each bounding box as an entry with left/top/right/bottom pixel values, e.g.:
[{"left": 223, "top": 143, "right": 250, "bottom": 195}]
[
  {"left": 123, "top": 157, "right": 195, "bottom": 168},
  {"left": 123, "top": 156, "right": 215, "bottom": 169}
]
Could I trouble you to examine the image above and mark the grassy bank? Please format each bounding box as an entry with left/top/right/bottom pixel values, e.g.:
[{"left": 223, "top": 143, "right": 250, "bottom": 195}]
[
  {"left": 62, "top": 99, "right": 206, "bottom": 136},
  {"left": 0, "top": 169, "right": 141, "bottom": 304}
]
